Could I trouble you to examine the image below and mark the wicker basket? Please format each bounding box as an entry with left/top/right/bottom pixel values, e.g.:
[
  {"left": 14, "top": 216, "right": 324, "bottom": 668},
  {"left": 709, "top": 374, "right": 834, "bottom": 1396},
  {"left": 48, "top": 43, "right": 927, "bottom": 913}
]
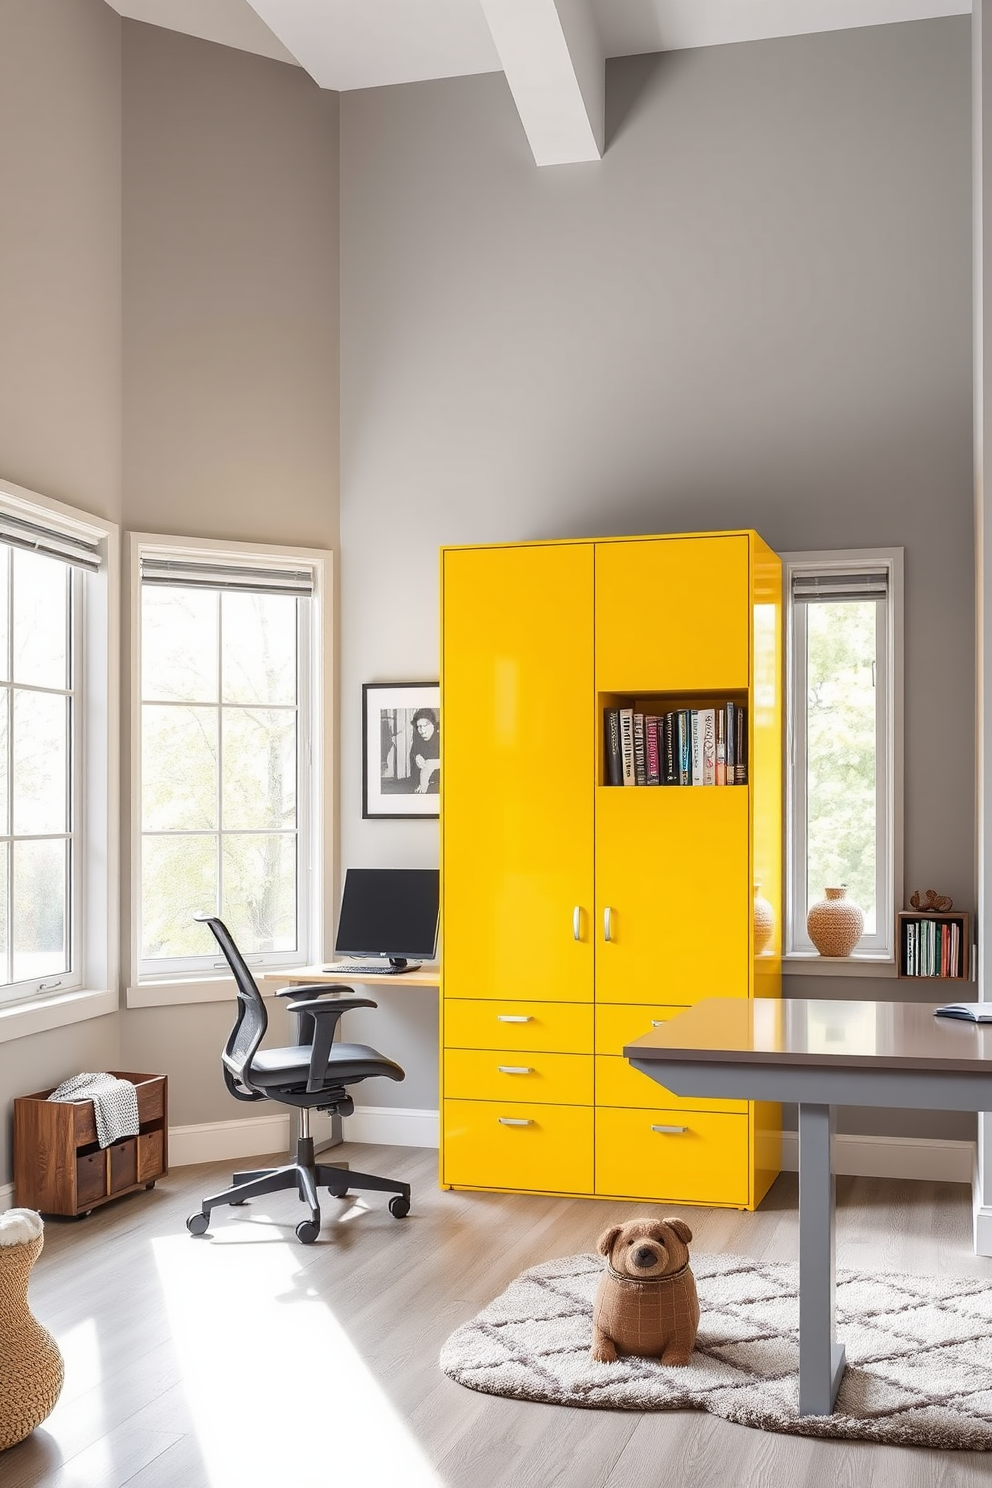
[{"left": 0, "top": 1210, "right": 64, "bottom": 1452}]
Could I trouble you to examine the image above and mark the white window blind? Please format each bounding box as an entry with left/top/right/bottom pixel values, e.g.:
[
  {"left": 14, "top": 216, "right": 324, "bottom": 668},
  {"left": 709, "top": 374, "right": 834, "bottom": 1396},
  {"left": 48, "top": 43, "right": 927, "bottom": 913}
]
[
  {"left": 0, "top": 510, "right": 102, "bottom": 571},
  {"left": 139, "top": 557, "right": 313, "bottom": 595}
]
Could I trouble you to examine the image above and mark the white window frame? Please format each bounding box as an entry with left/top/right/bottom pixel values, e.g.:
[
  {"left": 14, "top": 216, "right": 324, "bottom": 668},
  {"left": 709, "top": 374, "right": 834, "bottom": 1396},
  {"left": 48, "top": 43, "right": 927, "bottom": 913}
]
[
  {"left": 784, "top": 547, "right": 903, "bottom": 974},
  {"left": 0, "top": 477, "right": 119, "bottom": 1041},
  {"left": 127, "top": 533, "right": 333, "bottom": 1006}
]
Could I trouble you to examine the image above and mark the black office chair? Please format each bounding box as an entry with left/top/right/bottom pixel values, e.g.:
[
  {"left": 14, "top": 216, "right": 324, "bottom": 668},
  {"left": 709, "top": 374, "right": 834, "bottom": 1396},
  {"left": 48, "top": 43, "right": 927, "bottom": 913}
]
[{"left": 186, "top": 915, "right": 411, "bottom": 1244}]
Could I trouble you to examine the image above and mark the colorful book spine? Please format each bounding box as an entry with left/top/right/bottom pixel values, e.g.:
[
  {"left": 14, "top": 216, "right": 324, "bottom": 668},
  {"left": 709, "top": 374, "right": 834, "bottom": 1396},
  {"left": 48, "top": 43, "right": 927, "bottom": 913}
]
[
  {"left": 633, "top": 712, "right": 647, "bottom": 786},
  {"left": 689, "top": 709, "right": 703, "bottom": 786},
  {"left": 715, "top": 708, "right": 726, "bottom": 786},
  {"left": 645, "top": 716, "right": 661, "bottom": 785},
  {"left": 662, "top": 712, "right": 676, "bottom": 785},
  {"left": 605, "top": 708, "right": 622, "bottom": 786},
  {"left": 620, "top": 708, "right": 635, "bottom": 786},
  {"left": 677, "top": 710, "right": 691, "bottom": 785},
  {"left": 701, "top": 707, "right": 716, "bottom": 786}
]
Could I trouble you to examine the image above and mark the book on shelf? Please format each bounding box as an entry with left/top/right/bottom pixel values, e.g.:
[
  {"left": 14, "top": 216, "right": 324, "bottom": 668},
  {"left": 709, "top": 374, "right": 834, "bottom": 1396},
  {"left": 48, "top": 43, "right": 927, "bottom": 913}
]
[
  {"left": 604, "top": 707, "right": 622, "bottom": 787},
  {"left": 645, "top": 715, "right": 661, "bottom": 785},
  {"left": 603, "top": 701, "right": 749, "bottom": 785},
  {"left": 619, "top": 707, "right": 635, "bottom": 785},
  {"left": 902, "top": 915, "right": 964, "bottom": 978},
  {"left": 934, "top": 1003, "right": 992, "bottom": 1022},
  {"left": 633, "top": 712, "right": 647, "bottom": 786}
]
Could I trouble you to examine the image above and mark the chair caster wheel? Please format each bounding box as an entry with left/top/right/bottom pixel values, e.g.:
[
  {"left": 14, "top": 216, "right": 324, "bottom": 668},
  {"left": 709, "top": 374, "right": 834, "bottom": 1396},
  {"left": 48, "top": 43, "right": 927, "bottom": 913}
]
[
  {"left": 230, "top": 1198, "right": 248, "bottom": 1206},
  {"left": 296, "top": 1220, "right": 320, "bottom": 1244},
  {"left": 328, "top": 1189, "right": 350, "bottom": 1201},
  {"left": 389, "top": 1195, "right": 411, "bottom": 1219},
  {"left": 187, "top": 1212, "right": 210, "bottom": 1236}
]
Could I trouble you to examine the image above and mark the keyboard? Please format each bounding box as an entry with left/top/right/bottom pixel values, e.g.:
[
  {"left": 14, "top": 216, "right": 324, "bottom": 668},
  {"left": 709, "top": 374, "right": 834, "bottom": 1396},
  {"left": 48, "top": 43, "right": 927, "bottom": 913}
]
[{"left": 321, "top": 962, "right": 418, "bottom": 976}]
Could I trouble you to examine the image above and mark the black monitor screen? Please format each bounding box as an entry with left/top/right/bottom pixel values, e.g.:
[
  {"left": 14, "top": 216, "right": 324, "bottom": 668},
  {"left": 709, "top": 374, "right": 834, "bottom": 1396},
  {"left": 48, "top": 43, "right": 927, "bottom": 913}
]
[{"left": 334, "top": 868, "right": 439, "bottom": 961}]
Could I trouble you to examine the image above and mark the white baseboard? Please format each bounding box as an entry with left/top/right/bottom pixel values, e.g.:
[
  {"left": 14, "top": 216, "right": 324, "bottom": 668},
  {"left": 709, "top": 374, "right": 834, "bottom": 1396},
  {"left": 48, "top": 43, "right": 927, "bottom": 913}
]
[
  {"left": 342, "top": 1106, "right": 440, "bottom": 1148},
  {"left": 780, "top": 1131, "right": 975, "bottom": 1184}
]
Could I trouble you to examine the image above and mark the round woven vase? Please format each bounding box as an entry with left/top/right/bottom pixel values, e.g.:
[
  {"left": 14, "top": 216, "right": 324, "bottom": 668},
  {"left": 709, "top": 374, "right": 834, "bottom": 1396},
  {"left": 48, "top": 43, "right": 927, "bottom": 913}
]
[
  {"left": 0, "top": 1209, "right": 64, "bottom": 1452},
  {"left": 753, "top": 885, "right": 775, "bottom": 955},
  {"left": 806, "top": 886, "right": 864, "bottom": 958}
]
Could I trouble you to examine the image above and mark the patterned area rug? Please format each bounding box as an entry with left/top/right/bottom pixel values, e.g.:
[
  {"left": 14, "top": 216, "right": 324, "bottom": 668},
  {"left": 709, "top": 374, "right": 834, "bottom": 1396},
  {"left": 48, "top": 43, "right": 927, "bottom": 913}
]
[{"left": 440, "top": 1252, "right": 992, "bottom": 1449}]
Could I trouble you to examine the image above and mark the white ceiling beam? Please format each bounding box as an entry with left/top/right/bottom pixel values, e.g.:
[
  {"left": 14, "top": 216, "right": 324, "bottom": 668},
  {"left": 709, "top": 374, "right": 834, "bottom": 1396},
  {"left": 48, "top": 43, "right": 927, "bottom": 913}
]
[{"left": 478, "top": 0, "right": 604, "bottom": 167}]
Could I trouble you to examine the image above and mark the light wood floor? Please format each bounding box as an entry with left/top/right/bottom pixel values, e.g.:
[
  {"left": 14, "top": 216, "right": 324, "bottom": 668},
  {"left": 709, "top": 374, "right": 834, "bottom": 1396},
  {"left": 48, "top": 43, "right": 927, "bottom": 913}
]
[{"left": 6, "top": 1145, "right": 992, "bottom": 1488}]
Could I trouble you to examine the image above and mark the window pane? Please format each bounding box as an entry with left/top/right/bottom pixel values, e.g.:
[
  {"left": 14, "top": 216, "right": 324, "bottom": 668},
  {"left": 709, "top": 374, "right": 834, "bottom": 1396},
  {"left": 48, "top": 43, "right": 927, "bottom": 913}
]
[
  {"left": 13, "top": 549, "right": 68, "bottom": 689},
  {"left": 222, "top": 592, "right": 297, "bottom": 705},
  {"left": 222, "top": 709, "right": 296, "bottom": 830},
  {"left": 0, "top": 844, "right": 8, "bottom": 981},
  {"left": 805, "top": 600, "right": 877, "bottom": 934},
  {"left": 0, "top": 690, "right": 8, "bottom": 837},
  {"left": 12, "top": 838, "right": 67, "bottom": 981},
  {"left": 142, "top": 705, "right": 218, "bottom": 831},
  {"left": 141, "top": 835, "right": 218, "bottom": 958},
  {"left": 141, "top": 587, "right": 219, "bottom": 703},
  {"left": 13, "top": 690, "right": 67, "bottom": 834},
  {"left": 222, "top": 834, "right": 297, "bottom": 953},
  {"left": 0, "top": 550, "right": 9, "bottom": 682}
]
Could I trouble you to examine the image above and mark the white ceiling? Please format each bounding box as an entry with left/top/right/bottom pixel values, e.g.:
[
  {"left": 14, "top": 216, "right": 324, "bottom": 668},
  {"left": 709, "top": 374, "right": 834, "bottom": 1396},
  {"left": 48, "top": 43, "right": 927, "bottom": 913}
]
[{"left": 104, "top": 0, "right": 970, "bottom": 164}]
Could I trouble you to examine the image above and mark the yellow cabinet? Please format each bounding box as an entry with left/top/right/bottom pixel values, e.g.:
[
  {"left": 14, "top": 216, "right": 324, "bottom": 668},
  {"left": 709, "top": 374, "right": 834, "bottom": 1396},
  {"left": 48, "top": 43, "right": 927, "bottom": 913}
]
[{"left": 440, "top": 530, "right": 781, "bottom": 1211}]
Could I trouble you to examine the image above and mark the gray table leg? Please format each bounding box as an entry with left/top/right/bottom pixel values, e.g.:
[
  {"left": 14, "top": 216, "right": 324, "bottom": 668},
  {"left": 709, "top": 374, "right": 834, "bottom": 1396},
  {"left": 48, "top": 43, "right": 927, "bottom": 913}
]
[{"left": 797, "top": 1102, "right": 846, "bottom": 1415}]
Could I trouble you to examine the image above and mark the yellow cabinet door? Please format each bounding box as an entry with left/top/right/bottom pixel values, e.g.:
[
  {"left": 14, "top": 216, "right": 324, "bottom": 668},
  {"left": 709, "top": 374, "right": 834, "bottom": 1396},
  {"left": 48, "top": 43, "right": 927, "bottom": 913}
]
[
  {"left": 596, "top": 1107, "right": 750, "bottom": 1206},
  {"left": 444, "top": 999, "right": 593, "bottom": 1054},
  {"left": 442, "top": 543, "right": 595, "bottom": 1003},
  {"left": 595, "top": 534, "right": 751, "bottom": 692},
  {"left": 443, "top": 1099, "right": 593, "bottom": 1193},
  {"left": 595, "top": 786, "right": 750, "bottom": 1004}
]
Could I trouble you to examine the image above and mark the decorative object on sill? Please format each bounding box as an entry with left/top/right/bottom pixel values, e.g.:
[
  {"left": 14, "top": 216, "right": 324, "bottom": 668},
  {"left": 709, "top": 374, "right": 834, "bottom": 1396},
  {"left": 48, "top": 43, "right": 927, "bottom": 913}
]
[
  {"left": 0, "top": 1208, "right": 64, "bottom": 1451},
  {"left": 752, "top": 885, "right": 775, "bottom": 956},
  {"left": 910, "top": 888, "right": 953, "bottom": 913},
  {"left": 806, "top": 886, "right": 864, "bottom": 957}
]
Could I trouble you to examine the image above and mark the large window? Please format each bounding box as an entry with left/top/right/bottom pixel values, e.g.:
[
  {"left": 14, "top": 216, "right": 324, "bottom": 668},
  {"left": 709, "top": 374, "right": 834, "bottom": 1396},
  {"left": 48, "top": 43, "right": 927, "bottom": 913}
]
[
  {"left": 785, "top": 550, "right": 903, "bottom": 963},
  {"left": 134, "top": 540, "right": 328, "bottom": 981},
  {"left": 0, "top": 484, "right": 117, "bottom": 1013}
]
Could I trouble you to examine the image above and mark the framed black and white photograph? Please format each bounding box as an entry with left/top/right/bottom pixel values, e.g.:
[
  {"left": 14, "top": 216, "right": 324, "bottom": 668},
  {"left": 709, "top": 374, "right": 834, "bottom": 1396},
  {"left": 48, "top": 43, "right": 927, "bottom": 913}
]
[{"left": 362, "top": 682, "right": 440, "bottom": 819}]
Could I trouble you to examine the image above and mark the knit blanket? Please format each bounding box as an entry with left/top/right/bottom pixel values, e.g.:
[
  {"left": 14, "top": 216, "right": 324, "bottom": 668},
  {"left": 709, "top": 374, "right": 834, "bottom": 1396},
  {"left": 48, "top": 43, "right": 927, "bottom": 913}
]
[{"left": 47, "top": 1073, "right": 140, "bottom": 1148}]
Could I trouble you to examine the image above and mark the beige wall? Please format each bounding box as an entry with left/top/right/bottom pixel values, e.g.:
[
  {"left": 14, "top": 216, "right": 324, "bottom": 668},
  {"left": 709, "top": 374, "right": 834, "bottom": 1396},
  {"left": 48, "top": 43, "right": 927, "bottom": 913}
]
[
  {"left": 339, "top": 20, "right": 977, "bottom": 1138},
  {"left": 0, "top": 0, "right": 122, "bottom": 1188},
  {"left": 120, "top": 21, "right": 341, "bottom": 1124}
]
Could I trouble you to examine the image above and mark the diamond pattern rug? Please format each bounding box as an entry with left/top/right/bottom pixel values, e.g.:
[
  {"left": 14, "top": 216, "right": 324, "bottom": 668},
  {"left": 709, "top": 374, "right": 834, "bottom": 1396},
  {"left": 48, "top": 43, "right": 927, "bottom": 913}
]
[{"left": 439, "top": 1252, "right": 992, "bottom": 1449}]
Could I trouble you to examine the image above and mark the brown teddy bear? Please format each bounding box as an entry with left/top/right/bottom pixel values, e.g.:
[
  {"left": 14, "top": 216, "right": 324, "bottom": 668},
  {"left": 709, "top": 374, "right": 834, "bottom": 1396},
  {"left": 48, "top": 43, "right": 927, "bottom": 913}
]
[{"left": 590, "top": 1216, "right": 699, "bottom": 1366}]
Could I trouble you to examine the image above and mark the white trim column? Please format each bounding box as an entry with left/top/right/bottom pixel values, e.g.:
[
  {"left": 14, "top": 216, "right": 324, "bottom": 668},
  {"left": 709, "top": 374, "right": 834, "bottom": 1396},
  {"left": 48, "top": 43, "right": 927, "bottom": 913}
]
[{"left": 974, "top": 0, "right": 992, "bottom": 1256}]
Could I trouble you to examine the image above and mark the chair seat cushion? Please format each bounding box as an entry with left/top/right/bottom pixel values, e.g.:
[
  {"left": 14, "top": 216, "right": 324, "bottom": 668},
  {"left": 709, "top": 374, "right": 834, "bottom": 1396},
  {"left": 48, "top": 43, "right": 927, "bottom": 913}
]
[{"left": 250, "top": 1042, "right": 404, "bottom": 1089}]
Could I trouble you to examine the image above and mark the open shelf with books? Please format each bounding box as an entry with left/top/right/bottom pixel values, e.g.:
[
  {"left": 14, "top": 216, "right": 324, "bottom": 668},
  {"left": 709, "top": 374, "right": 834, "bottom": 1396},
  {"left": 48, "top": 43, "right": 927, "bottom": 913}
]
[
  {"left": 896, "top": 911, "right": 971, "bottom": 980},
  {"left": 602, "top": 694, "right": 749, "bottom": 787}
]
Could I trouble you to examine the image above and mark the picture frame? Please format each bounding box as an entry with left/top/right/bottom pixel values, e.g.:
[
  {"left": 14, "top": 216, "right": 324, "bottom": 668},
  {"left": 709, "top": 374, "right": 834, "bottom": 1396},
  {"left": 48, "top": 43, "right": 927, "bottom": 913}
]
[{"left": 362, "top": 682, "right": 441, "bottom": 819}]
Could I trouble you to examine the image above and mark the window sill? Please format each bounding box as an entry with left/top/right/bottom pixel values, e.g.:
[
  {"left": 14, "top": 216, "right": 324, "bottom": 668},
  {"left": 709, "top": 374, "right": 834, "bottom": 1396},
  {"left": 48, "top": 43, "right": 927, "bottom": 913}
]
[
  {"left": 784, "top": 955, "right": 897, "bottom": 978},
  {"left": 0, "top": 986, "right": 118, "bottom": 1045},
  {"left": 126, "top": 976, "right": 282, "bottom": 1009}
]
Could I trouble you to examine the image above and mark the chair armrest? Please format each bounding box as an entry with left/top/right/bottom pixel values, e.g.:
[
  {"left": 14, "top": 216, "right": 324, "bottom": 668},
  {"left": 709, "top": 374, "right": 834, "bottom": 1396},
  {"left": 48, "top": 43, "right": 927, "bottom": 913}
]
[
  {"left": 276, "top": 981, "right": 355, "bottom": 1000},
  {"left": 295, "top": 997, "right": 378, "bottom": 1092}
]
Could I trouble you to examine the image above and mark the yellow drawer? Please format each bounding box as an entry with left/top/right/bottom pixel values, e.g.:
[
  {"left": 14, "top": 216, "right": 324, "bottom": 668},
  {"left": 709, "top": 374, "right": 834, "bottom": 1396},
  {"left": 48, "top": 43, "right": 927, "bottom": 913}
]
[
  {"left": 595, "top": 1003, "right": 687, "bottom": 1054},
  {"left": 443, "top": 1099, "right": 593, "bottom": 1193},
  {"left": 595, "top": 1054, "right": 746, "bottom": 1113},
  {"left": 444, "top": 999, "right": 592, "bottom": 1054},
  {"left": 595, "top": 1106, "right": 750, "bottom": 1206},
  {"left": 445, "top": 1049, "right": 593, "bottom": 1105}
]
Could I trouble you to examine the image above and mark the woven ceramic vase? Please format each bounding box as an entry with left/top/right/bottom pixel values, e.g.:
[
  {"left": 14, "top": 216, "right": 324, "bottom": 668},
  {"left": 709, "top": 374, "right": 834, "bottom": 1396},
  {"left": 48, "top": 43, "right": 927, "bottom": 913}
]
[
  {"left": 753, "top": 886, "right": 775, "bottom": 956},
  {"left": 0, "top": 1209, "right": 64, "bottom": 1452},
  {"left": 806, "top": 886, "right": 864, "bottom": 958}
]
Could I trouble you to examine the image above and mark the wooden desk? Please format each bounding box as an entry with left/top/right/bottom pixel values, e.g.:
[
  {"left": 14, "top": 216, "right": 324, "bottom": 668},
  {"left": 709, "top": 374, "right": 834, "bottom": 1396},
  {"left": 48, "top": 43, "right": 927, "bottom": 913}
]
[
  {"left": 625, "top": 998, "right": 992, "bottom": 1416},
  {"left": 262, "top": 964, "right": 440, "bottom": 989}
]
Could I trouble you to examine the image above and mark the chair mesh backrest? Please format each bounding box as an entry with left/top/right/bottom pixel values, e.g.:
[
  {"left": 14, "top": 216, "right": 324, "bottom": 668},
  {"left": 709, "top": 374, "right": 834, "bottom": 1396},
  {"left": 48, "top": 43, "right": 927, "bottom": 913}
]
[{"left": 198, "top": 917, "right": 268, "bottom": 1082}]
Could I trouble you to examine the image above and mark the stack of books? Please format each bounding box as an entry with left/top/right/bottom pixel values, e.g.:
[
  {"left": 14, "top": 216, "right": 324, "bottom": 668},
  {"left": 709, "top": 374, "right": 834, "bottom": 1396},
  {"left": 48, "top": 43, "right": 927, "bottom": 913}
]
[
  {"left": 604, "top": 704, "right": 748, "bottom": 787},
  {"left": 903, "top": 918, "right": 962, "bottom": 978}
]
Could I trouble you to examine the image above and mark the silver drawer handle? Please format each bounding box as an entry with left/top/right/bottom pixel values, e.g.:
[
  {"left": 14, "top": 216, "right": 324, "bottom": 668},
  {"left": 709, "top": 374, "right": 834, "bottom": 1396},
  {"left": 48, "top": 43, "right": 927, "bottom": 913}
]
[
  {"left": 650, "top": 1020, "right": 666, "bottom": 1027},
  {"left": 498, "top": 1117, "right": 533, "bottom": 1126},
  {"left": 498, "top": 1066, "right": 533, "bottom": 1075},
  {"left": 497, "top": 1015, "right": 531, "bottom": 1023},
  {"left": 603, "top": 906, "right": 613, "bottom": 942},
  {"left": 651, "top": 1124, "right": 687, "bottom": 1135},
  {"left": 573, "top": 905, "right": 581, "bottom": 941}
]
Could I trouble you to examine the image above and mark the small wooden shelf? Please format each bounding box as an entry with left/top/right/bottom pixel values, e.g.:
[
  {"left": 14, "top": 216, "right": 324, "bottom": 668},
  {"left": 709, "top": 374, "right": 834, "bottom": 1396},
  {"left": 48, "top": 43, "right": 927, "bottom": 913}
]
[
  {"left": 896, "top": 912, "right": 971, "bottom": 980},
  {"left": 13, "top": 1071, "right": 168, "bottom": 1217}
]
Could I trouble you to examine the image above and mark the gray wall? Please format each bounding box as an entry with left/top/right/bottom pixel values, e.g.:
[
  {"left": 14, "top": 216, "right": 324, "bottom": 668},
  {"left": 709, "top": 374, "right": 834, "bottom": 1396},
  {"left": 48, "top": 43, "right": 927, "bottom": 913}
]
[
  {"left": 120, "top": 21, "right": 341, "bottom": 1124},
  {"left": 339, "top": 19, "right": 976, "bottom": 1136},
  {"left": 0, "top": 0, "right": 122, "bottom": 1188}
]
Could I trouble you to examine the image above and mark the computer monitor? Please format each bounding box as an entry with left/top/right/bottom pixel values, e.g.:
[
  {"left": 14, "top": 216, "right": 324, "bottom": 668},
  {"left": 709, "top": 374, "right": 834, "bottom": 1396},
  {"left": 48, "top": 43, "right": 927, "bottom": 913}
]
[{"left": 333, "top": 867, "right": 439, "bottom": 970}]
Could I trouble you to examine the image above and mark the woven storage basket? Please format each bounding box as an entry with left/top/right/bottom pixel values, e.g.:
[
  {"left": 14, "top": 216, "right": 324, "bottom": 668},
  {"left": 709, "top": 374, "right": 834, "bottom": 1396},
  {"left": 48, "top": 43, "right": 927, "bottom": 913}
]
[{"left": 0, "top": 1212, "right": 64, "bottom": 1452}]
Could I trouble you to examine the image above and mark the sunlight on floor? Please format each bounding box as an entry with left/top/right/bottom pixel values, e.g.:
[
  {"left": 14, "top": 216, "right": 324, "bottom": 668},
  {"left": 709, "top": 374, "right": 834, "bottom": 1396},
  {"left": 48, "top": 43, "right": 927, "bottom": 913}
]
[{"left": 152, "top": 1223, "right": 443, "bottom": 1488}]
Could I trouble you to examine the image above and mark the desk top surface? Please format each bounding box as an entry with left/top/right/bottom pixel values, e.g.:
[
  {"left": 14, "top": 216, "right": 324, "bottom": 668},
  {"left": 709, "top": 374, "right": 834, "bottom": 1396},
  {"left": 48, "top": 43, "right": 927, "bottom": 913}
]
[
  {"left": 261, "top": 963, "right": 440, "bottom": 989},
  {"left": 625, "top": 998, "right": 992, "bottom": 1074}
]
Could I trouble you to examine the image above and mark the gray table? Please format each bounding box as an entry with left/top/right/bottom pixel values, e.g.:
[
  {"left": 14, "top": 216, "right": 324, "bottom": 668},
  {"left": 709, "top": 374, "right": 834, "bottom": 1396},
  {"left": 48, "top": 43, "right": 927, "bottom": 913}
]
[{"left": 625, "top": 997, "right": 992, "bottom": 1416}]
